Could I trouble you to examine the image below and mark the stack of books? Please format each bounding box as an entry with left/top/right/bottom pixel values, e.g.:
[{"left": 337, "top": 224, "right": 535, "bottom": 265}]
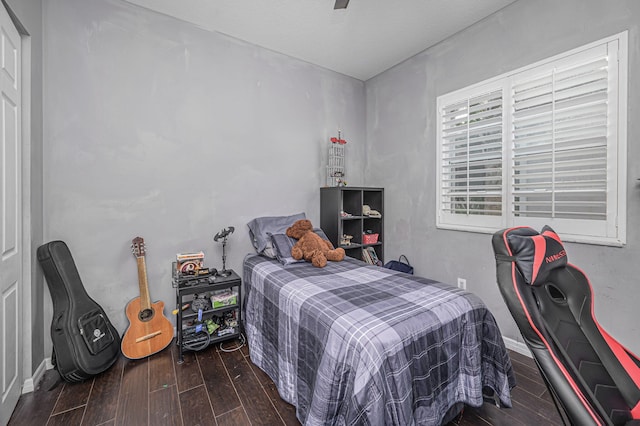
[{"left": 362, "top": 247, "right": 382, "bottom": 266}]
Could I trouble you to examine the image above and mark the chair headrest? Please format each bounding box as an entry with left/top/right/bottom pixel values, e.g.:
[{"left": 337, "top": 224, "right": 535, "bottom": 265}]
[{"left": 506, "top": 225, "right": 568, "bottom": 285}]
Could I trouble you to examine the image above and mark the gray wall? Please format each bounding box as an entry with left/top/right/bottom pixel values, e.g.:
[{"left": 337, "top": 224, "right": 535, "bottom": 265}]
[
  {"left": 33, "top": 0, "right": 640, "bottom": 376},
  {"left": 43, "top": 0, "right": 366, "bottom": 346},
  {"left": 366, "top": 0, "right": 640, "bottom": 354},
  {"left": 4, "top": 0, "right": 45, "bottom": 376}
]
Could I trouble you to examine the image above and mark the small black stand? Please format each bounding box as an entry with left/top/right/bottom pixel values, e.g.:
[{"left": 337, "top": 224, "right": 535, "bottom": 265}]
[{"left": 173, "top": 269, "right": 241, "bottom": 364}]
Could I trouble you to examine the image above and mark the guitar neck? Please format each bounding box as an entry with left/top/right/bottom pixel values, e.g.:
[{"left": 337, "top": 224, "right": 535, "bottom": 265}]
[{"left": 136, "top": 256, "right": 152, "bottom": 310}]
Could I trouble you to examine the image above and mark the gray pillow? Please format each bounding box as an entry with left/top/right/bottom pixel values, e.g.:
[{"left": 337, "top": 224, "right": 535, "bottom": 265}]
[
  {"left": 313, "top": 228, "right": 330, "bottom": 244},
  {"left": 269, "top": 227, "right": 334, "bottom": 265},
  {"left": 268, "top": 233, "right": 305, "bottom": 265},
  {"left": 247, "top": 212, "right": 306, "bottom": 258}
]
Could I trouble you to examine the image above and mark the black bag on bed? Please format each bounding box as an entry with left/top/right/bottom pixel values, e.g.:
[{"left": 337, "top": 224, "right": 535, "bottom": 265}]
[
  {"left": 37, "top": 241, "right": 121, "bottom": 383},
  {"left": 383, "top": 255, "right": 414, "bottom": 274}
]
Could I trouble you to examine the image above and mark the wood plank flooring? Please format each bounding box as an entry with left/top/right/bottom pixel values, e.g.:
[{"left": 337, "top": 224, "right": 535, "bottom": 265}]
[{"left": 8, "top": 339, "right": 562, "bottom": 425}]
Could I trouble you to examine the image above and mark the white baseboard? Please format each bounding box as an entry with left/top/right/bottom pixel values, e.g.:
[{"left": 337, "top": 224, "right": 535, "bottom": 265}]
[
  {"left": 502, "top": 336, "right": 532, "bottom": 358},
  {"left": 21, "top": 357, "right": 53, "bottom": 394}
]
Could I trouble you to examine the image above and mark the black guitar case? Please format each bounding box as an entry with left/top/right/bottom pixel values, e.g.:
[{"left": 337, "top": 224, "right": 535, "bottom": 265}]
[{"left": 37, "top": 240, "right": 121, "bottom": 382}]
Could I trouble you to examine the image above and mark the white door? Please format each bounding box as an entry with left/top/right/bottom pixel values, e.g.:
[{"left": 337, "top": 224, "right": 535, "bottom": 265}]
[{"left": 0, "top": 3, "right": 22, "bottom": 425}]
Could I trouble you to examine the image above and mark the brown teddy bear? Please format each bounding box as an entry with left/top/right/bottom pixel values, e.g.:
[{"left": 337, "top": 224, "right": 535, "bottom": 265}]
[{"left": 286, "top": 219, "right": 345, "bottom": 268}]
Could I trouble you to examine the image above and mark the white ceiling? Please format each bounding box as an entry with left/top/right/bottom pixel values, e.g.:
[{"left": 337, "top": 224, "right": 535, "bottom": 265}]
[{"left": 124, "top": 0, "right": 518, "bottom": 81}]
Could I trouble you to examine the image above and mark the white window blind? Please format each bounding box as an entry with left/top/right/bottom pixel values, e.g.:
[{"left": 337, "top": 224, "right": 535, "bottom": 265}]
[
  {"left": 512, "top": 48, "right": 609, "bottom": 221},
  {"left": 440, "top": 90, "right": 503, "bottom": 221},
  {"left": 436, "top": 33, "right": 627, "bottom": 245}
]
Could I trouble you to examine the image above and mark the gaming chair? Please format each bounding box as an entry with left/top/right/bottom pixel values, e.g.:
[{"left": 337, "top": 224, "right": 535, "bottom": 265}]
[{"left": 492, "top": 226, "right": 640, "bottom": 426}]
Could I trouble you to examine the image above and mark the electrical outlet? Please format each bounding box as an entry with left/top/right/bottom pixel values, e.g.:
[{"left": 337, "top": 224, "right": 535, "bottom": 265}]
[{"left": 457, "top": 277, "right": 467, "bottom": 290}]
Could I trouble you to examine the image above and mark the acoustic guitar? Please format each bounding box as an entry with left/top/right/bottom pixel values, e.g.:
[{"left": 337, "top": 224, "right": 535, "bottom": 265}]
[{"left": 121, "top": 237, "right": 174, "bottom": 359}]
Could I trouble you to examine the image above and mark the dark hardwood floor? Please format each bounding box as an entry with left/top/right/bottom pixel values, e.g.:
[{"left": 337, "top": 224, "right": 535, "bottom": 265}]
[{"left": 8, "top": 339, "right": 562, "bottom": 426}]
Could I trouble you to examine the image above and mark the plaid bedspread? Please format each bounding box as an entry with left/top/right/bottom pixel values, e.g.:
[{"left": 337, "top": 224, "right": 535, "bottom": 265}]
[{"left": 243, "top": 255, "right": 515, "bottom": 425}]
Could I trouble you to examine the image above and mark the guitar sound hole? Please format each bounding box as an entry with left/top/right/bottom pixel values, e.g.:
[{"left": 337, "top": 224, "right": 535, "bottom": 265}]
[{"left": 139, "top": 308, "right": 155, "bottom": 322}]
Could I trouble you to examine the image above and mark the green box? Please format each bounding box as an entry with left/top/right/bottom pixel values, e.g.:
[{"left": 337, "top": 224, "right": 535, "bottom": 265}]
[{"left": 210, "top": 291, "right": 237, "bottom": 308}]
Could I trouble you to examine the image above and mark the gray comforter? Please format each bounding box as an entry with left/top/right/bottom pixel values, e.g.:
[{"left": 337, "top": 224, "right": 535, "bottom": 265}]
[{"left": 243, "top": 255, "right": 515, "bottom": 425}]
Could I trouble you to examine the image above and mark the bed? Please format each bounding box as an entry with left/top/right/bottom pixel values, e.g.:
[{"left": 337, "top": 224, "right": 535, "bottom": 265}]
[{"left": 242, "top": 254, "right": 516, "bottom": 425}]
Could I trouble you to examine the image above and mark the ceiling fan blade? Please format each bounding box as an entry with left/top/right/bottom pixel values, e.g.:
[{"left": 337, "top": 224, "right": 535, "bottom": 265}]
[{"left": 334, "top": 0, "right": 350, "bottom": 9}]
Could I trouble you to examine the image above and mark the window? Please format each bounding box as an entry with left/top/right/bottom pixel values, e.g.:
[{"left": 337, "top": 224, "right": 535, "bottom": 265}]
[{"left": 436, "top": 33, "right": 627, "bottom": 246}]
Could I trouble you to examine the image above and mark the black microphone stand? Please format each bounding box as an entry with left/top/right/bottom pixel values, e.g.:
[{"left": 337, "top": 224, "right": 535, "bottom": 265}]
[{"left": 214, "top": 227, "right": 234, "bottom": 277}]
